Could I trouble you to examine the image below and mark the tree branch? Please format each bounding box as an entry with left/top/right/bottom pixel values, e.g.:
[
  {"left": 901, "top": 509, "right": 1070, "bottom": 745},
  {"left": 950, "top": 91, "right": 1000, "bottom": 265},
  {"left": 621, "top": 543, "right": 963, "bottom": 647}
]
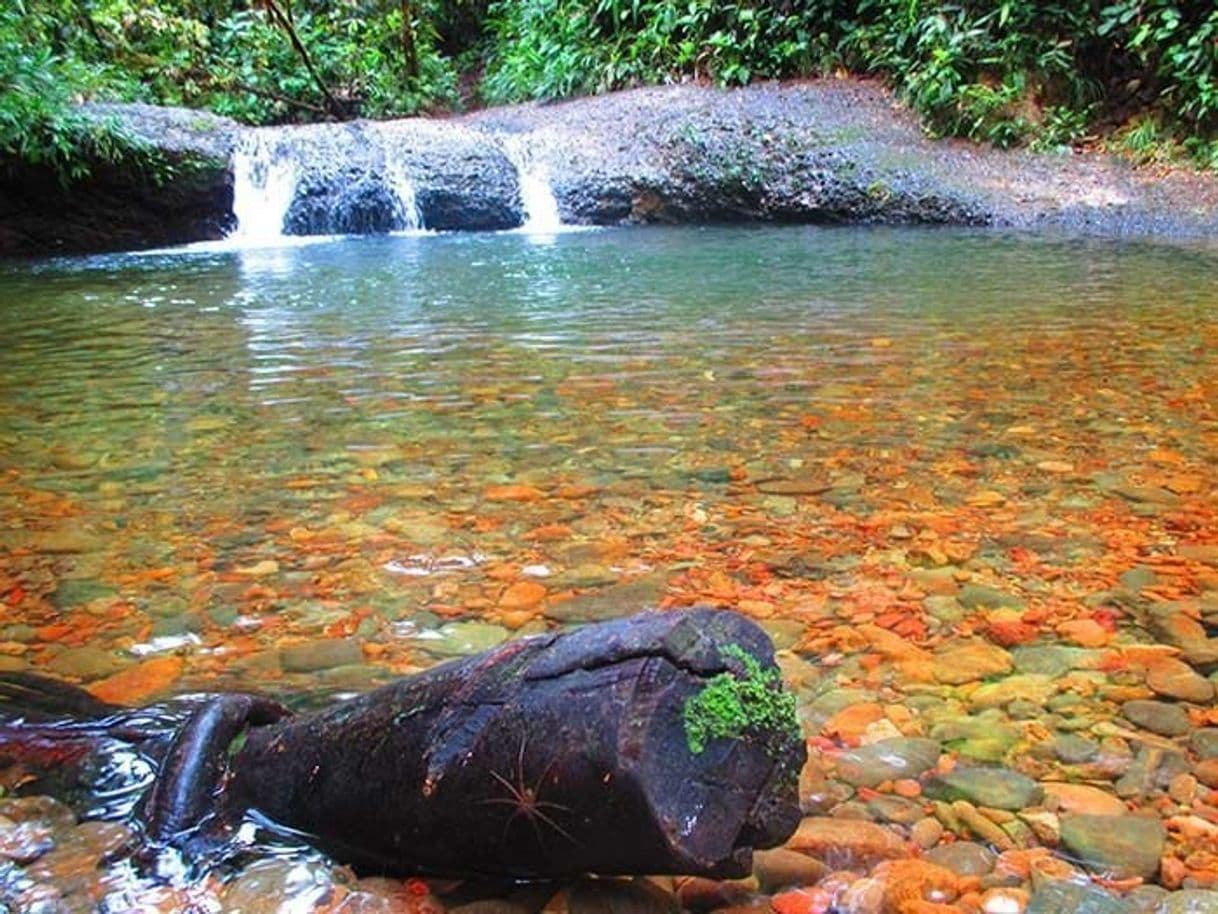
[{"left": 260, "top": 0, "right": 344, "bottom": 119}]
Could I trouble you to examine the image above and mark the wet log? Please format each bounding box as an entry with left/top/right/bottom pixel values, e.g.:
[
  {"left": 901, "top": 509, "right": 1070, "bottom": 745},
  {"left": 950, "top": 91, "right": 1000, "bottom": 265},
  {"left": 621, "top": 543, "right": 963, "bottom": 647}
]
[
  {"left": 1, "top": 608, "right": 806, "bottom": 878},
  {"left": 220, "top": 608, "right": 805, "bottom": 877}
]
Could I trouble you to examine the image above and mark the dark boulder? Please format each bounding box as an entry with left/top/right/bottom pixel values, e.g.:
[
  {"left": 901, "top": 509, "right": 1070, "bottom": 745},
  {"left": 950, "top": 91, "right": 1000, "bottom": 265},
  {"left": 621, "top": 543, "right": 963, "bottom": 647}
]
[
  {"left": 0, "top": 105, "right": 237, "bottom": 257},
  {"left": 269, "top": 120, "right": 524, "bottom": 235},
  {"left": 284, "top": 173, "right": 403, "bottom": 235},
  {"left": 380, "top": 121, "right": 523, "bottom": 231}
]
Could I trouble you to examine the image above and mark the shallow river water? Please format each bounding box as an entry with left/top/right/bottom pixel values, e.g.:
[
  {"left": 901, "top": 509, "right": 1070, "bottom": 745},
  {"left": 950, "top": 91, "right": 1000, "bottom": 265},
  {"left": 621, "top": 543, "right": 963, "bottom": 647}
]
[{"left": 1, "top": 227, "right": 1217, "bottom": 912}]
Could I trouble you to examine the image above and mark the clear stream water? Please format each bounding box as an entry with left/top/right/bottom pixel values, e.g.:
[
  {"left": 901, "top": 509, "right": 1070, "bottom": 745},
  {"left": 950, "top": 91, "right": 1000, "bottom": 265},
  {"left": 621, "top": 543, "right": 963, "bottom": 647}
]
[{"left": 1, "top": 227, "right": 1217, "bottom": 910}]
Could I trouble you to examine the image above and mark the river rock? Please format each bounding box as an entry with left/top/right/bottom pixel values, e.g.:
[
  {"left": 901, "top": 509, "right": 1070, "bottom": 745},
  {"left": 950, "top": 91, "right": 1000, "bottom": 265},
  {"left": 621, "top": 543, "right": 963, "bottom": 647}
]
[
  {"left": 761, "top": 620, "right": 806, "bottom": 652},
  {"left": 1116, "top": 745, "right": 1190, "bottom": 799},
  {"left": 0, "top": 822, "right": 55, "bottom": 864},
  {"left": 932, "top": 642, "right": 1013, "bottom": 684},
  {"left": 1146, "top": 659, "right": 1214, "bottom": 703},
  {"left": 1011, "top": 645, "right": 1093, "bottom": 677},
  {"left": 1027, "top": 880, "right": 1133, "bottom": 914},
  {"left": 1041, "top": 783, "right": 1126, "bottom": 816},
  {"left": 0, "top": 655, "right": 28, "bottom": 673},
  {"left": 751, "top": 847, "right": 828, "bottom": 891},
  {"left": 450, "top": 903, "right": 532, "bottom": 914},
  {"left": 280, "top": 638, "right": 364, "bottom": 673},
  {"left": 1122, "top": 699, "right": 1191, "bottom": 737},
  {"left": 45, "top": 646, "right": 125, "bottom": 680},
  {"left": 930, "top": 712, "right": 1020, "bottom": 762},
  {"left": 51, "top": 579, "right": 118, "bottom": 609},
  {"left": 923, "top": 841, "right": 996, "bottom": 876},
  {"left": 968, "top": 674, "right": 1056, "bottom": 710},
  {"left": 1156, "top": 890, "right": 1218, "bottom": 914},
  {"left": 1192, "top": 730, "right": 1218, "bottom": 759},
  {"left": 1059, "top": 814, "right": 1165, "bottom": 880},
  {"left": 418, "top": 621, "right": 509, "bottom": 657},
  {"left": 567, "top": 878, "right": 679, "bottom": 914},
  {"left": 1053, "top": 732, "right": 1100, "bottom": 763},
  {"left": 834, "top": 737, "right": 941, "bottom": 788},
  {"left": 958, "top": 585, "right": 1025, "bottom": 611},
  {"left": 543, "top": 575, "right": 666, "bottom": 623},
  {"left": 925, "top": 766, "right": 1044, "bottom": 810},
  {"left": 223, "top": 859, "right": 339, "bottom": 913},
  {"left": 786, "top": 817, "right": 906, "bottom": 866}
]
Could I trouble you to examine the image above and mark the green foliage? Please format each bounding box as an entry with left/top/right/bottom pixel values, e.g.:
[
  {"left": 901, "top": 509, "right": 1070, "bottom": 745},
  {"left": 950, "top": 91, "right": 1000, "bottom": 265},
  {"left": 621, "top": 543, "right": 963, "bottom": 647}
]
[
  {"left": 0, "top": 2, "right": 150, "bottom": 182},
  {"left": 2, "top": 0, "right": 1215, "bottom": 171},
  {"left": 483, "top": 0, "right": 1217, "bottom": 167},
  {"left": 683, "top": 644, "right": 800, "bottom": 756},
  {"left": 3, "top": 1, "right": 460, "bottom": 130}
]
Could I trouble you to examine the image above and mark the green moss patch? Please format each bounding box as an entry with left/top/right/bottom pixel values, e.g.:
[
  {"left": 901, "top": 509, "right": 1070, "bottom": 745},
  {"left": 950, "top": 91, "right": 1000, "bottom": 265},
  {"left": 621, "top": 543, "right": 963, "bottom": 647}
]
[{"left": 683, "top": 644, "right": 799, "bottom": 755}]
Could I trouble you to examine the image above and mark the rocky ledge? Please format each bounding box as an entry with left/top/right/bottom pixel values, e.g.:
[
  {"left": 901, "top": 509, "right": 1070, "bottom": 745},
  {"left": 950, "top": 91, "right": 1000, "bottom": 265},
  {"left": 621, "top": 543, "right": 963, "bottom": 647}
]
[{"left": 3, "top": 80, "right": 1217, "bottom": 256}]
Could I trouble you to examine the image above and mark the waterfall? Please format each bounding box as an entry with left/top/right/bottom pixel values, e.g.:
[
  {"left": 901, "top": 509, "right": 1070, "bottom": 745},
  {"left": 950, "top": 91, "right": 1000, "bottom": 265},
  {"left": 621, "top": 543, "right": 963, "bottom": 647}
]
[
  {"left": 229, "top": 128, "right": 426, "bottom": 241},
  {"left": 501, "top": 137, "right": 563, "bottom": 233},
  {"left": 386, "top": 157, "right": 423, "bottom": 232},
  {"left": 230, "top": 133, "right": 299, "bottom": 241},
  {"left": 373, "top": 126, "right": 424, "bottom": 232}
]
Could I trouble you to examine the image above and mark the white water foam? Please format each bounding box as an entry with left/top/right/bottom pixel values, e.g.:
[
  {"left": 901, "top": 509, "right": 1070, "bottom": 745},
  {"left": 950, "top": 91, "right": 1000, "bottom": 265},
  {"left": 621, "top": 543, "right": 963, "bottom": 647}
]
[
  {"left": 371, "top": 126, "right": 426, "bottom": 232},
  {"left": 501, "top": 136, "right": 564, "bottom": 234},
  {"left": 385, "top": 155, "right": 426, "bottom": 232},
  {"left": 230, "top": 132, "right": 299, "bottom": 241}
]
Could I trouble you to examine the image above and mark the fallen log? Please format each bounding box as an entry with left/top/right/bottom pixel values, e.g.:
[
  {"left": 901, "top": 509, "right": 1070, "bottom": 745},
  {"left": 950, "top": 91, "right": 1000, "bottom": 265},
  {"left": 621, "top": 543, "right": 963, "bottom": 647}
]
[{"left": 1, "top": 608, "right": 806, "bottom": 878}]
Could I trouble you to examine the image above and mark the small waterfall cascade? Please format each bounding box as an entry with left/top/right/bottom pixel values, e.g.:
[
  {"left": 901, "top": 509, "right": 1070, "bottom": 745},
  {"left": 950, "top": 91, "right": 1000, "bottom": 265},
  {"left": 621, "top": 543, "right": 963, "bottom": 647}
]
[
  {"left": 501, "top": 136, "right": 563, "bottom": 233},
  {"left": 229, "top": 127, "right": 427, "bottom": 240},
  {"left": 386, "top": 156, "right": 423, "bottom": 231},
  {"left": 371, "top": 126, "right": 424, "bottom": 232},
  {"left": 230, "top": 133, "right": 299, "bottom": 240}
]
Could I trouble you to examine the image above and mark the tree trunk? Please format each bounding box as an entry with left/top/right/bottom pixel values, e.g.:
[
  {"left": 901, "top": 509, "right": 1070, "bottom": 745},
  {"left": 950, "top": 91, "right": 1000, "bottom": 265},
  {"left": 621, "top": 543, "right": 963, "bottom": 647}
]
[
  {"left": 260, "top": 0, "right": 344, "bottom": 119},
  {"left": 223, "top": 608, "right": 804, "bottom": 877},
  {"left": 400, "top": 0, "right": 419, "bottom": 79},
  {"left": 1, "top": 609, "right": 805, "bottom": 879}
]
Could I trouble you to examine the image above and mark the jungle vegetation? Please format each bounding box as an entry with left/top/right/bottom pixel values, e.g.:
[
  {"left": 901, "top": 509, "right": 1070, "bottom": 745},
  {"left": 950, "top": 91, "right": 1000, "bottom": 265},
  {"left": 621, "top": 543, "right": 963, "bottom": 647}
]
[{"left": 3, "top": 0, "right": 1216, "bottom": 181}]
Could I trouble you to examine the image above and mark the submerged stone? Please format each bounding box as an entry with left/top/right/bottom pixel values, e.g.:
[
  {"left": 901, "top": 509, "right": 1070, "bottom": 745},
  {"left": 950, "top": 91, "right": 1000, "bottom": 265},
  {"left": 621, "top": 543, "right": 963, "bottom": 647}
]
[
  {"left": 1059, "top": 814, "right": 1165, "bottom": 880},
  {"left": 1027, "top": 879, "right": 1133, "bottom": 914},
  {"left": 834, "top": 737, "right": 941, "bottom": 788},
  {"left": 958, "top": 585, "right": 1025, "bottom": 611},
  {"left": 544, "top": 575, "right": 667, "bottom": 623},
  {"left": 45, "top": 646, "right": 124, "bottom": 680},
  {"left": 1157, "top": 890, "right": 1218, "bottom": 914},
  {"left": 567, "top": 878, "right": 680, "bottom": 914},
  {"left": 1053, "top": 732, "right": 1100, "bottom": 764},
  {"left": 1122, "top": 699, "right": 1191, "bottom": 737},
  {"left": 417, "top": 621, "right": 509, "bottom": 657},
  {"left": 279, "top": 638, "right": 364, "bottom": 673},
  {"left": 1191, "top": 729, "right": 1218, "bottom": 759},
  {"left": 1011, "top": 645, "right": 1094, "bottom": 677},
  {"left": 925, "top": 766, "right": 1043, "bottom": 810},
  {"left": 51, "top": 579, "right": 117, "bottom": 609},
  {"left": 923, "top": 841, "right": 995, "bottom": 876}
]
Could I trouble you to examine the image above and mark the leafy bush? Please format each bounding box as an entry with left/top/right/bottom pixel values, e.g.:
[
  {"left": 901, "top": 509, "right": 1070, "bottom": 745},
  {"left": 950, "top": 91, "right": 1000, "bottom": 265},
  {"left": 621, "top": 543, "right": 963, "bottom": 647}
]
[
  {"left": 483, "top": 0, "right": 1217, "bottom": 164},
  {"left": 2, "top": 0, "right": 1215, "bottom": 171},
  {"left": 0, "top": 2, "right": 148, "bottom": 182}
]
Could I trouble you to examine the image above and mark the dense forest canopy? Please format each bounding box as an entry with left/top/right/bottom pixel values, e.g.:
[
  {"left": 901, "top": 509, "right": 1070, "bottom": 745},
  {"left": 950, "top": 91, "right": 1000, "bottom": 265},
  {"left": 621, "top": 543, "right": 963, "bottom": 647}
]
[{"left": 2, "top": 0, "right": 1216, "bottom": 181}]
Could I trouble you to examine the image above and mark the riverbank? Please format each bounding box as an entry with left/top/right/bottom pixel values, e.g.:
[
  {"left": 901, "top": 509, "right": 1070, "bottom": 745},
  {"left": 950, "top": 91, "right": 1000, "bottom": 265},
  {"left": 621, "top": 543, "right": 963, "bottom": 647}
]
[{"left": 2, "top": 79, "right": 1217, "bottom": 256}]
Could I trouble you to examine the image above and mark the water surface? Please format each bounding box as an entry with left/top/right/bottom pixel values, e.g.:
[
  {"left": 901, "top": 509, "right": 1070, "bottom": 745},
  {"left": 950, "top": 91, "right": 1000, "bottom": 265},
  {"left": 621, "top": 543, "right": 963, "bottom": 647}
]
[{"left": 2, "top": 227, "right": 1217, "bottom": 909}]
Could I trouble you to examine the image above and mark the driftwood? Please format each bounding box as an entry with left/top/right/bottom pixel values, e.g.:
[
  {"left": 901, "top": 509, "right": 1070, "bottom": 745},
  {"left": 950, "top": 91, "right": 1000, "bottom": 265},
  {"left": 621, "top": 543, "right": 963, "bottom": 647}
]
[{"left": 0, "top": 608, "right": 805, "bottom": 878}]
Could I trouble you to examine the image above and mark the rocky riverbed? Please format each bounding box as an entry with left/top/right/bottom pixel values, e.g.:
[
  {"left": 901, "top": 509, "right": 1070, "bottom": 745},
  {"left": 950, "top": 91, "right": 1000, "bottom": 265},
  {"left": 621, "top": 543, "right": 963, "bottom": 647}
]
[{"left": 3, "top": 79, "right": 1218, "bottom": 255}]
